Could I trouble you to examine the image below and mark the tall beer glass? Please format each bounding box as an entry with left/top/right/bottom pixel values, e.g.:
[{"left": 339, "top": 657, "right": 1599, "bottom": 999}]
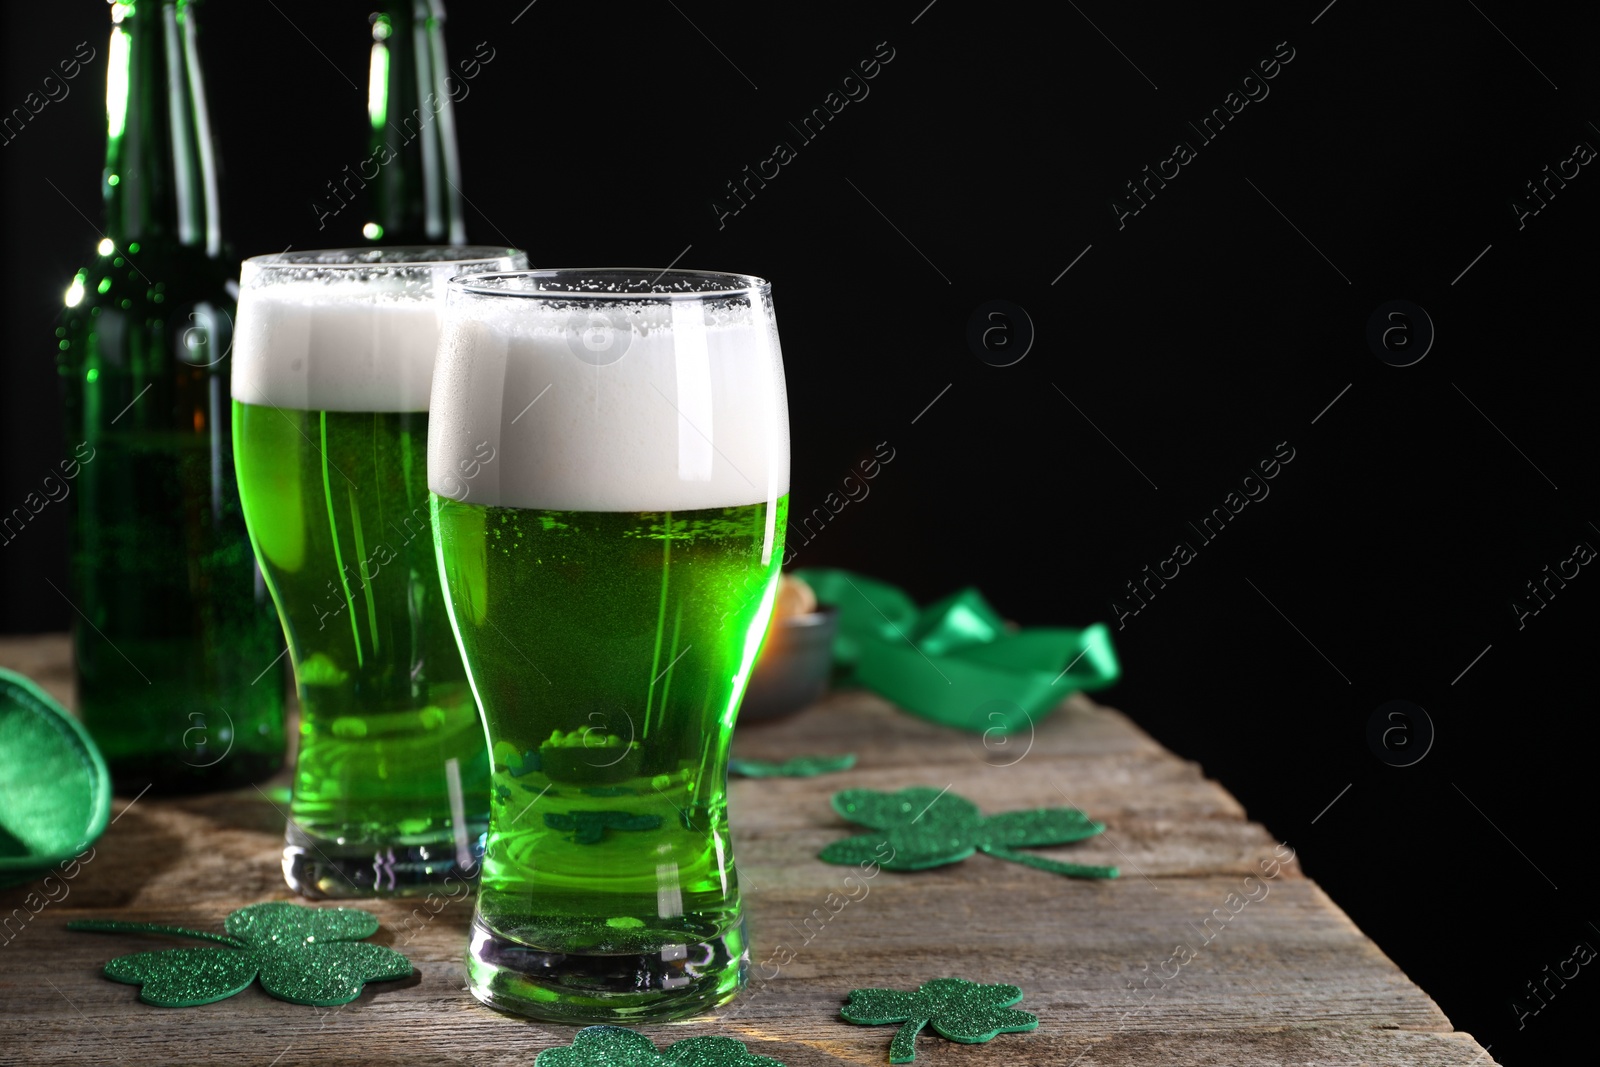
[
  {"left": 428, "top": 269, "right": 790, "bottom": 1021},
  {"left": 232, "top": 247, "right": 525, "bottom": 897}
]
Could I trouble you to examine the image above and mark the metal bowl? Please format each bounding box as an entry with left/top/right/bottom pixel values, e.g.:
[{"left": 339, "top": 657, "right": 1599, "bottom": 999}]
[{"left": 737, "top": 606, "right": 839, "bottom": 724}]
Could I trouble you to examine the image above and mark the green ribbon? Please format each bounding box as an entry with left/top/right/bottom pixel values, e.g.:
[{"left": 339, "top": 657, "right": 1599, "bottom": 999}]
[{"left": 791, "top": 569, "right": 1119, "bottom": 734}]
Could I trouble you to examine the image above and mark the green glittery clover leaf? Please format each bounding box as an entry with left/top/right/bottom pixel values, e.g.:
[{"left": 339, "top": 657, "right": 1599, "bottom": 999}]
[
  {"left": 819, "top": 786, "right": 1119, "bottom": 879},
  {"left": 842, "top": 977, "right": 1038, "bottom": 1063},
  {"left": 544, "top": 809, "right": 663, "bottom": 844},
  {"left": 534, "top": 1024, "right": 786, "bottom": 1066},
  {"left": 729, "top": 753, "right": 857, "bottom": 778},
  {"left": 67, "top": 902, "right": 413, "bottom": 1007}
]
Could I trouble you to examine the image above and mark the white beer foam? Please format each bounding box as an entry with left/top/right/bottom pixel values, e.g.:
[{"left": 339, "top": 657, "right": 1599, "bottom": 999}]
[
  {"left": 233, "top": 285, "right": 444, "bottom": 412},
  {"left": 428, "top": 301, "right": 790, "bottom": 512}
]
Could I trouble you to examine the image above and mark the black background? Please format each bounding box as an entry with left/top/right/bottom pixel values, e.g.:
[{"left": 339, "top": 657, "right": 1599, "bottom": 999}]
[{"left": 3, "top": 2, "right": 1596, "bottom": 1061}]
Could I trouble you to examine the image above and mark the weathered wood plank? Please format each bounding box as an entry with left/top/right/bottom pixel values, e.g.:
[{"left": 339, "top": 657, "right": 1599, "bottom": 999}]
[
  {"left": 732, "top": 815, "right": 1286, "bottom": 886},
  {"left": 735, "top": 690, "right": 1169, "bottom": 763},
  {"left": 0, "top": 886, "right": 1470, "bottom": 1067},
  {"left": 0, "top": 896, "right": 1486, "bottom": 1067},
  {"left": 10, "top": 875, "right": 1420, "bottom": 1032},
  {"left": 731, "top": 756, "right": 1248, "bottom": 824},
  {"left": 0, "top": 783, "right": 1281, "bottom": 914},
  {"left": 0, "top": 635, "right": 1496, "bottom": 1066},
  {"left": 0, "top": 1001, "right": 1498, "bottom": 1067}
]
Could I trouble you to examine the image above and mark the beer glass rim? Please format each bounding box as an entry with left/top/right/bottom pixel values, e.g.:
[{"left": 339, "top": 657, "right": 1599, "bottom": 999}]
[
  {"left": 449, "top": 268, "right": 771, "bottom": 301},
  {"left": 242, "top": 246, "right": 524, "bottom": 272}
]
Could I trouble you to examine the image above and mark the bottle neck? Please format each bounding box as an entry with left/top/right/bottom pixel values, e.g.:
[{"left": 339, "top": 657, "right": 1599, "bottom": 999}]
[
  {"left": 365, "top": 0, "right": 466, "bottom": 244},
  {"left": 103, "top": 0, "right": 221, "bottom": 255}
]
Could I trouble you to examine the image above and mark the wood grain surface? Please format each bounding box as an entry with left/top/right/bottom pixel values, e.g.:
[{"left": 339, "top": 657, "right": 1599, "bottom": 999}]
[{"left": 0, "top": 635, "right": 1496, "bottom": 1065}]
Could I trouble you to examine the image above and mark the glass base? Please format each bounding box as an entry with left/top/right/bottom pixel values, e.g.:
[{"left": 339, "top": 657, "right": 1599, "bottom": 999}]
[
  {"left": 466, "top": 913, "right": 747, "bottom": 1023},
  {"left": 282, "top": 821, "right": 485, "bottom": 898}
]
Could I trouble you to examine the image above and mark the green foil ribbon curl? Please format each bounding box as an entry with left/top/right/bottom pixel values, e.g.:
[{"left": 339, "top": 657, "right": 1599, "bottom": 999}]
[{"left": 791, "top": 569, "right": 1119, "bottom": 733}]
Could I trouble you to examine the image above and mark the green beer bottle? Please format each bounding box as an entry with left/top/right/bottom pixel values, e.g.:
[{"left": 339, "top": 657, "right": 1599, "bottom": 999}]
[
  {"left": 56, "top": 0, "right": 286, "bottom": 792},
  {"left": 360, "top": 1, "right": 467, "bottom": 244}
]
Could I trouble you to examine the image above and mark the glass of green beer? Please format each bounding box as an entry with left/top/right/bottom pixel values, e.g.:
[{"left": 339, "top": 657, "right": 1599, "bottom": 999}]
[
  {"left": 232, "top": 246, "right": 526, "bottom": 897},
  {"left": 428, "top": 269, "right": 790, "bottom": 1021}
]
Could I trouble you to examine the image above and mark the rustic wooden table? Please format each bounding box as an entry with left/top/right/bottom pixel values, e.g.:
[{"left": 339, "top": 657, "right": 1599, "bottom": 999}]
[{"left": 0, "top": 634, "right": 1495, "bottom": 1065}]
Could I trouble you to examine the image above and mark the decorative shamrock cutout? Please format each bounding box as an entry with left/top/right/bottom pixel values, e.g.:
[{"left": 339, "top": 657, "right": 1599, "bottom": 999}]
[
  {"left": 540, "top": 729, "right": 642, "bottom": 783},
  {"left": 842, "top": 977, "right": 1038, "bottom": 1063},
  {"left": 534, "top": 1024, "right": 785, "bottom": 1066},
  {"left": 491, "top": 741, "right": 542, "bottom": 777},
  {"left": 729, "top": 753, "right": 857, "bottom": 778},
  {"left": 544, "top": 809, "right": 662, "bottom": 844},
  {"left": 67, "top": 902, "right": 412, "bottom": 1007},
  {"left": 819, "top": 786, "right": 1118, "bottom": 879}
]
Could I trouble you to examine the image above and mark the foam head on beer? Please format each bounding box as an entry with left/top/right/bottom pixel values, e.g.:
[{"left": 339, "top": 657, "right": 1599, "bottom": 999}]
[
  {"left": 428, "top": 272, "right": 791, "bottom": 515},
  {"left": 233, "top": 248, "right": 524, "bottom": 413}
]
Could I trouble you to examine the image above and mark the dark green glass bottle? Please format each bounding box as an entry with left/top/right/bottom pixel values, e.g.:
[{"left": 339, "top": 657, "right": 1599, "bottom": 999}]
[
  {"left": 56, "top": 0, "right": 286, "bottom": 793},
  {"left": 361, "top": 1, "right": 467, "bottom": 244}
]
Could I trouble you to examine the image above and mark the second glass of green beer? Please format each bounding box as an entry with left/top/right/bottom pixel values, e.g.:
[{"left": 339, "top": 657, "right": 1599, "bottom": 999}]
[
  {"left": 232, "top": 246, "right": 525, "bottom": 896},
  {"left": 428, "top": 269, "right": 790, "bottom": 1021}
]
